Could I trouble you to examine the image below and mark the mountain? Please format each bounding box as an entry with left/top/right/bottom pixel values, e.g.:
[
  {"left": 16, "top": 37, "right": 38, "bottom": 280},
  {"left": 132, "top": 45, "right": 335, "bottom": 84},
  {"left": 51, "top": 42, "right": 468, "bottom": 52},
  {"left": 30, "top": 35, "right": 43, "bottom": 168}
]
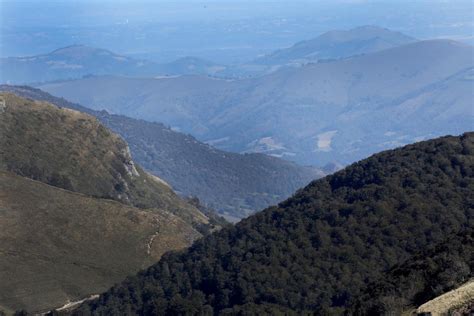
[
  {"left": 217, "top": 26, "right": 416, "bottom": 78},
  {"left": 0, "top": 45, "right": 226, "bottom": 84},
  {"left": 0, "top": 92, "right": 211, "bottom": 229},
  {"left": 40, "top": 40, "right": 474, "bottom": 166},
  {"left": 157, "top": 57, "right": 226, "bottom": 77},
  {"left": 72, "top": 133, "right": 473, "bottom": 314},
  {"left": 254, "top": 25, "right": 416, "bottom": 66},
  {"left": 0, "top": 45, "right": 161, "bottom": 84},
  {"left": 351, "top": 229, "right": 473, "bottom": 315},
  {"left": 0, "top": 26, "right": 416, "bottom": 84},
  {"left": 0, "top": 85, "right": 322, "bottom": 221},
  {"left": 0, "top": 93, "right": 220, "bottom": 312}
]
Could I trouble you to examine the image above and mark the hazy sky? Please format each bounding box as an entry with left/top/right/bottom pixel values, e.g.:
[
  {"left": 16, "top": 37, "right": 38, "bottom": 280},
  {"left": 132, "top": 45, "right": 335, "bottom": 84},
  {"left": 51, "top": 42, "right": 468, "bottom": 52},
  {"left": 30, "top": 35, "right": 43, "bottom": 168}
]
[{"left": 1, "top": 0, "right": 473, "bottom": 62}]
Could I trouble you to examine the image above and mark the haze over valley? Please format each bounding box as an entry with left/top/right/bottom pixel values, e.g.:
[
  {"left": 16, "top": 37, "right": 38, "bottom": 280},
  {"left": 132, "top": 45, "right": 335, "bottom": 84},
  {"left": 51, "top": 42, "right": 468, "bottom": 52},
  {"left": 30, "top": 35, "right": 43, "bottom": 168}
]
[{"left": 37, "top": 37, "right": 474, "bottom": 167}]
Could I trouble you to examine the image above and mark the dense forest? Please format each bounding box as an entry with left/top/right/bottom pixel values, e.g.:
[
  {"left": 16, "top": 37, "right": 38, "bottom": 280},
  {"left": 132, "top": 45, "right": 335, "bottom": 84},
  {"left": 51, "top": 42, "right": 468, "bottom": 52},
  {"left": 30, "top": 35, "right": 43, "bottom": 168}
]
[
  {"left": 351, "top": 228, "right": 473, "bottom": 314},
  {"left": 69, "top": 133, "right": 473, "bottom": 315}
]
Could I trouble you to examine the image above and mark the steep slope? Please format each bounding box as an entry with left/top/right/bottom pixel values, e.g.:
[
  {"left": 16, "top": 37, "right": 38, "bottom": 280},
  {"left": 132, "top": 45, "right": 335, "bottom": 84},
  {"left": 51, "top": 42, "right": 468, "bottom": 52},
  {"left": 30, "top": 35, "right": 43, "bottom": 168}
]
[
  {"left": 254, "top": 25, "right": 416, "bottom": 66},
  {"left": 0, "top": 92, "right": 210, "bottom": 229},
  {"left": 74, "top": 133, "right": 473, "bottom": 314},
  {"left": 0, "top": 86, "right": 322, "bottom": 220},
  {"left": 351, "top": 229, "right": 474, "bottom": 315},
  {"left": 98, "top": 115, "right": 321, "bottom": 221},
  {"left": 0, "top": 171, "right": 200, "bottom": 313},
  {"left": 40, "top": 40, "right": 474, "bottom": 166},
  {"left": 416, "top": 279, "right": 474, "bottom": 315}
]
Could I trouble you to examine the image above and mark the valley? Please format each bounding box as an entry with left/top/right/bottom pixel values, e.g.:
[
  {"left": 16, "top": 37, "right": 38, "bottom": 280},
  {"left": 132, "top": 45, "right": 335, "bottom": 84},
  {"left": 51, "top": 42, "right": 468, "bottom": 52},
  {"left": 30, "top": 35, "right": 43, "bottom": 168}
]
[{"left": 38, "top": 39, "right": 474, "bottom": 166}]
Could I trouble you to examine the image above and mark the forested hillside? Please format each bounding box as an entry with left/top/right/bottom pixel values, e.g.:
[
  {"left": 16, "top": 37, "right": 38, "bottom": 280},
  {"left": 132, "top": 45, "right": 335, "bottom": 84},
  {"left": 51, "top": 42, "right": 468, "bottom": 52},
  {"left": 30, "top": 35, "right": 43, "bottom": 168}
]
[
  {"left": 73, "top": 133, "right": 473, "bottom": 315},
  {"left": 351, "top": 229, "right": 473, "bottom": 315}
]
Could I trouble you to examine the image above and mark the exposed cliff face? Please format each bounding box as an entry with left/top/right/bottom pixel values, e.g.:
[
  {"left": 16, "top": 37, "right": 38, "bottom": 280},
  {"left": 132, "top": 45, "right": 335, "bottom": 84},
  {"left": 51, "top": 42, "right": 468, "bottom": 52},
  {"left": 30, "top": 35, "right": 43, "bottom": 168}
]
[{"left": 121, "top": 145, "right": 140, "bottom": 177}]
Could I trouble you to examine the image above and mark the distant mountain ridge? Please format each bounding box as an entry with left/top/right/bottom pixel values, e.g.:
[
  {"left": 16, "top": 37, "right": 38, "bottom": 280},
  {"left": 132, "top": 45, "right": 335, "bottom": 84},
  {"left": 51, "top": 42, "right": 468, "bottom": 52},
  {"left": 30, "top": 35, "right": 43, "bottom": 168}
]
[
  {"left": 39, "top": 39, "right": 474, "bottom": 166},
  {"left": 0, "top": 45, "right": 225, "bottom": 84},
  {"left": 0, "top": 26, "right": 418, "bottom": 84},
  {"left": 0, "top": 85, "right": 323, "bottom": 220},
  {"left": 254, "top": 25, "right": 416, "bottom": 66}
]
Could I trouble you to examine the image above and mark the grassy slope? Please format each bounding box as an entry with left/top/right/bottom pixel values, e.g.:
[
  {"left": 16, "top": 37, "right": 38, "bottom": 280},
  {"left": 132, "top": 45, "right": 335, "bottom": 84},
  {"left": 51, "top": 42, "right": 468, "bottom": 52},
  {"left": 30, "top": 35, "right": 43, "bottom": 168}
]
[
  {"left": 0, "top": 92, "right": 210, "bottom": 229},
  {"left": 0, "top": 171, "right": 201, "bottom": 313}
]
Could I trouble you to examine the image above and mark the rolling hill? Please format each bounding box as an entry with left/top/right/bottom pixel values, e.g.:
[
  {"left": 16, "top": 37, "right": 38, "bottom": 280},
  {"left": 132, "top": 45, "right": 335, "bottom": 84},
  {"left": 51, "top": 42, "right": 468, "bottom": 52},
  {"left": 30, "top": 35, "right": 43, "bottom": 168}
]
[
  {"left": 0, "top": 26, "right": 414, "bottom": 84},
  {"left": 0, "top": 45, "right": 159, "bottom": 84},
  {"left": 253, "top": 25, "right": 416, "bottom": 66},
  {"left": 39, "top": 39, "right": 474, "bottom": 166},
  {"left": 71, "top": 132, "right": 473, "bottom": 314},
  {"left": 0, "top": 45, "right": 226, "bottom": 84},
  {"left": 208, "top": 26, "right": 417, "bottom": 78},
  {"left": 0, "top": 86, "right": 322, "bottom": 220}
]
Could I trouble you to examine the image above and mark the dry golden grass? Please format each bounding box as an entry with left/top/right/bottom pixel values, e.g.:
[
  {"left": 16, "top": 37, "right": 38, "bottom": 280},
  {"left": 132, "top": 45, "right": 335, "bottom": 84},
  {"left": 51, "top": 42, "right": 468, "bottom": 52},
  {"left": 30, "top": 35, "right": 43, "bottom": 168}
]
[
  {"left": 416, "top": 279, "right": 474, "bottom": 316},
  {"left": 0, "top": 171, "right": 201, "bottom": 313}
]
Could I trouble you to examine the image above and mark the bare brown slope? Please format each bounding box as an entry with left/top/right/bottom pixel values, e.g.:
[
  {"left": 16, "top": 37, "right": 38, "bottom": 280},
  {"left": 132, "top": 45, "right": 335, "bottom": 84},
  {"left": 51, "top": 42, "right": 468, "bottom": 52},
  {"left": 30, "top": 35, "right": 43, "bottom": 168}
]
[{"left": 0, "top": 171, "right": 200, "bottom": 313}]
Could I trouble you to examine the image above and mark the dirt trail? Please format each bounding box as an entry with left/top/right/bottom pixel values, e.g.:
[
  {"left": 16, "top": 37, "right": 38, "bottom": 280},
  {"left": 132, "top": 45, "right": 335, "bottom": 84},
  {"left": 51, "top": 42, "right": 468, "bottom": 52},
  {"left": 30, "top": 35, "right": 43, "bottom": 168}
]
[
  {"left": 146, "top": 230, "right": 160, "bottom": 255},
  {"left": 56, "top": 294, "right": 100, "bottom": 312}
]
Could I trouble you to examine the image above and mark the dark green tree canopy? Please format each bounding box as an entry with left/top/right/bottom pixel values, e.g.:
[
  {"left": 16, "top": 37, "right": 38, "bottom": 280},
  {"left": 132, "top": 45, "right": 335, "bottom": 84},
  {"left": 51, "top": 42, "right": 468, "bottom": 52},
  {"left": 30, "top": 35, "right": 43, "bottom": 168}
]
[{"left": 75, "top": 133, "right": 474, "bottom": 315}]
